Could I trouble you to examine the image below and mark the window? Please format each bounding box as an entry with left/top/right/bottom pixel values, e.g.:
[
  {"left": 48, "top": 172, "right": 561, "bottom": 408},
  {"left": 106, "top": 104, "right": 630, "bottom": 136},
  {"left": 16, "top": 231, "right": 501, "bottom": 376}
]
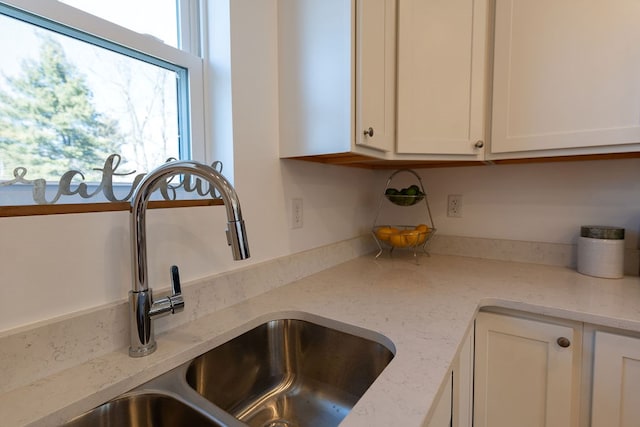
[
  {"left": 58, "top": 0, "right": 180, "bottom": 48},
  {"left": 0, "top": 0, "right": 206, "bottom": 206}
]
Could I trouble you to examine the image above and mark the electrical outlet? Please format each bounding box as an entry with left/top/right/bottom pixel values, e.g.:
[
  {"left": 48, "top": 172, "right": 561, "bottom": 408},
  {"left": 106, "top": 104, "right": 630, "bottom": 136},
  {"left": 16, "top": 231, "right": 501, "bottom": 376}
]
[
  {"left": 447, "top": 194, "right": 462, "bottom": 218},
  {"left": 292, "top": 198, "right": 303, "bottom": 229}
]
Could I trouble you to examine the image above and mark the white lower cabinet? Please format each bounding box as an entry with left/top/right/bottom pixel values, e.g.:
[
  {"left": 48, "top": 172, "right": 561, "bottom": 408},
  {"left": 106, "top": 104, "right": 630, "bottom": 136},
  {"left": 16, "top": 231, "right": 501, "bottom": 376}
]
[
  {"left": 426, "top": 326, "right": 473, "bottom": 427},
  {"left": 473, "top": 311, "right": 581, "bottom": 427},
  {"left": 429, "top": 311, "right": 640, "bottom": 427},
  {"left": 452, "top": 324, "right": 473, "bottom": 427},
  {"left": 591, "top": 331, "right": 640, "bottom": 427},
  {"left": 426, "top": 372, "right": 452, "bottom": 427}
]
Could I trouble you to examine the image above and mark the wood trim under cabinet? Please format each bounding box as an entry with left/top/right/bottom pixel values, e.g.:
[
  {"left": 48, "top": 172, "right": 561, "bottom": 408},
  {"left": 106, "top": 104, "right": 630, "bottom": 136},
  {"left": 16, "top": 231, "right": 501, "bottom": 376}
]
[{"left": 284, "top": 151, "right": 640, "bottom": 169}]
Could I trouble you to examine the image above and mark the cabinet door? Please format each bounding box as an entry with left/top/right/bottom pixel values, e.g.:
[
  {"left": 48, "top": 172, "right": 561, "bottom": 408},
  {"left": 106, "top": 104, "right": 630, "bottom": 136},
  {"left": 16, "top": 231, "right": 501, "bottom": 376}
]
[
  {"left": 355, "top": 0, "right": 395, "bottom": 153},
  {"left": 491, "top": 0, "right": 640, "bottom": 155},
  {"left": 474, "top": 312, "right": 580, "bottom": 427},
  {"left": 396, "top": 0, "right": 488, "bottom": 156},
  {"left": 591, "top": 331, "right": 640, "bottom": 427}
]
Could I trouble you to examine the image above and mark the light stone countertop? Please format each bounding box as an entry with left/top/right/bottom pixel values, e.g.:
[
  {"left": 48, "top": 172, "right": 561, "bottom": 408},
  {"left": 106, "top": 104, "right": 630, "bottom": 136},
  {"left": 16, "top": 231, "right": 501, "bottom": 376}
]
[{"left": 4, "top": 252, "right": 640, "bottom": 427}]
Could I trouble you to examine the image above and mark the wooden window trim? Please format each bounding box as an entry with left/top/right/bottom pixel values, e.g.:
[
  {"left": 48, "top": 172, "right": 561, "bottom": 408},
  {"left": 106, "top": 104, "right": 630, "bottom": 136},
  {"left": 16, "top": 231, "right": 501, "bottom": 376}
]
[{"left": 0, "top": 199, "right": 224, "bottom": 217}]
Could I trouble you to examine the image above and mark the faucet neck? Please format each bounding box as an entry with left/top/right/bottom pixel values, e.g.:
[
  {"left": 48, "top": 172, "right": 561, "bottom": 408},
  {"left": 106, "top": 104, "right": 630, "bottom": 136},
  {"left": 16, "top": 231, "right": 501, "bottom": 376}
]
[{"left": 130, "top": 160, "right": 249, "bottom": 293}]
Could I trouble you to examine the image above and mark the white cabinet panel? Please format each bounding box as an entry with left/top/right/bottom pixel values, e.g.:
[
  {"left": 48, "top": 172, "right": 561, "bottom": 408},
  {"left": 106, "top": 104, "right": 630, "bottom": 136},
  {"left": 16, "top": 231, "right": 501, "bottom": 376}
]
[
  {"left": 452, "top": 325, "right": 473, "bottom": 427},
  {"left": 592, "top": 331, "right": 640, "bottom": 427},
  {"left": 491, "top": 0, "right": 640, "bottom": 155},
  {"left": 278, "top": 0, "right": 395, "bottom": 158},
  {"left": 474, "top": 312, "right": 580, "bottom": 427},
  {"left": 396, "top": 0, "right": 487, "bottom": 157},
  {"left": 356, "top": 0, "right": 395, "bottom": 152},
  {"left": 426, "top": 372, "right": 452, "bottom": 427},
  {"left": 425, "top": 324, "right": 474, "bottom": 427}
]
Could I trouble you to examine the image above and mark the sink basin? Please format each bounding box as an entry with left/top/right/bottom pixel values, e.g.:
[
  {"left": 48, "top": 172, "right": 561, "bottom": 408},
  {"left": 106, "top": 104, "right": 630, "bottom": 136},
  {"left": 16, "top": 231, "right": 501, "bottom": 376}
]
[
  {"left": 61, "top": 315, "right": 394, "bottom": 427},
  {"left": 186, "top": 318, "right": 395, "bottom": 427},
  {"left": 62, "top": 392, "right": 224, "bottom": 427}
]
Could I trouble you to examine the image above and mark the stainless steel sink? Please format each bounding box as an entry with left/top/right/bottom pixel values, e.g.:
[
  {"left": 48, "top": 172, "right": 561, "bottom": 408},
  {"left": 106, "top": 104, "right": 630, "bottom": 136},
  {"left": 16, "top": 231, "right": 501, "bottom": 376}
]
[
  {"left": 61, "top": 315, "right": 394, "bottom": 427},
  {"left": 62, "top": 392, "right": 224, "bottom": 427},
  {"left": 186, "top": 318, "right": 395, "bottom": 427}
]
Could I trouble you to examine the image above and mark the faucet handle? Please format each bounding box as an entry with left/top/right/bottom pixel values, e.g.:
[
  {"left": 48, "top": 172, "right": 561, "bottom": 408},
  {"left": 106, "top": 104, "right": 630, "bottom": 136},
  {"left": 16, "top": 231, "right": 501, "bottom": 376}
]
[
  {"left": 170, "top": 265, "right": 181, "bottom": 295},
  {"left": 169, "top": 265, "right": 185, "bottom": 313},
  {"left": 148, "top": 266, "right": 185, "bottom": 318}
]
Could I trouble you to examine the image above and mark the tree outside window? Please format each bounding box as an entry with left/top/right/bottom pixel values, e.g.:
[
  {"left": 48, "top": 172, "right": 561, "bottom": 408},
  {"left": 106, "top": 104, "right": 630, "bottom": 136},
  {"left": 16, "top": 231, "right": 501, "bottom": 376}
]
[
  {"left": 0, "top": 1, "right": 199, "bottom": 206},
  {"left": 0, "top": 36, "right": 124, "bottom": 182}
]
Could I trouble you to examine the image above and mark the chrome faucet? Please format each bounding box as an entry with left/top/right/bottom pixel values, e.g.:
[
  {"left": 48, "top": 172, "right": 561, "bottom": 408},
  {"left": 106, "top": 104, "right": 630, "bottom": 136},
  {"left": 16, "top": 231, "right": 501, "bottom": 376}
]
[{"left": 128, "top": 160, "right": 250, "bottom": 357}]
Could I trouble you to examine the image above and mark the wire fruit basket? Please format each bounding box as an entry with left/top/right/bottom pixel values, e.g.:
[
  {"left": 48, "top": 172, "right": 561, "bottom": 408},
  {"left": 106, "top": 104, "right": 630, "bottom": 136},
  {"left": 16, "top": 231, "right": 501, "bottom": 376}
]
[{"left": 372, "top": 170, "right": 436, "bottom": 261}]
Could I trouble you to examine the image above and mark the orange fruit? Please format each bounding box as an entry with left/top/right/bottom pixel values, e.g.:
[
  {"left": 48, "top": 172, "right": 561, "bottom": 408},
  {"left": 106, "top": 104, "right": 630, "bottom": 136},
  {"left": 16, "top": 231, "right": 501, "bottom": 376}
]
[
  {"left": 402, "top": 230, "right": 420, "bottom": 246},
  {"left": 389, "top": 233, "right": 407, "bottom": 248},
  {"left": 376, "top": 226, "right": 399, "bottom": 241},
  {"left": 415, "top": 224, "right": 430, "bottom": 244}
]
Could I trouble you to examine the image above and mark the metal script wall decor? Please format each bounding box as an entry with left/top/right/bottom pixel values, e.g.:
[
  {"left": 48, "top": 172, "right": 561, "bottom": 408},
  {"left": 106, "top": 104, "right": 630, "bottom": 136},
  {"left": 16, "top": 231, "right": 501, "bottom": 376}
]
[{"left": 0, "top": 154, "right": 224, "bottom": 205}]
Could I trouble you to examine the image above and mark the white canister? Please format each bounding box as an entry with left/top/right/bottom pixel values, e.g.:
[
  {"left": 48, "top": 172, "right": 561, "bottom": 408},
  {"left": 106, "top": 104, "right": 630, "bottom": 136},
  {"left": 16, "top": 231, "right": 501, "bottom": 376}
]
[{"left": 577, "top": 225, "right": 625, "bottom": 279}]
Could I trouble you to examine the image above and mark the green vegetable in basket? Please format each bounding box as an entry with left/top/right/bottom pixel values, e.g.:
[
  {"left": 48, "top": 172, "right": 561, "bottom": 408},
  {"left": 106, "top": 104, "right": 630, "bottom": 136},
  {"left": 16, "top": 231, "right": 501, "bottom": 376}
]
[
  {"left": 385, "top": 185, "right": 425, "bottom": 206},
  {"left": 405, "top": 186, "right": 418, "bottom": 196},
  {"left": 385, "top": 188, "right": 401, "bottom": 204},
  {"left": 410, "top": 185, "right": 425, "bottom": 203}
]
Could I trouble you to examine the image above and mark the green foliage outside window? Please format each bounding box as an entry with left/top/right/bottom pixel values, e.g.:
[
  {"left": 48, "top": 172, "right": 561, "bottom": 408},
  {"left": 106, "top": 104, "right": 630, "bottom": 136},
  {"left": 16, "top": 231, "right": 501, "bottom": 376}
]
[{"left": 0, "top": 37, "right": 123, "bottom": 182}]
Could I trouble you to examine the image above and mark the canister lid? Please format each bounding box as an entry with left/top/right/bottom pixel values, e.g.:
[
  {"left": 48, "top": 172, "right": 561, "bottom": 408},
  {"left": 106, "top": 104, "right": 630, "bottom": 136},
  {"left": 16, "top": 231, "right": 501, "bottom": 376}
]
[{"left": 580, "top": 225, "right": 625, "bottom": 240}]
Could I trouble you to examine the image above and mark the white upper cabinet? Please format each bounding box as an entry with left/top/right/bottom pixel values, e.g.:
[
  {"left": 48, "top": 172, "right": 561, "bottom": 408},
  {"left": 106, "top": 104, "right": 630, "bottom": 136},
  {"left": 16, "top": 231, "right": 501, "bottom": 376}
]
[
  {"left": 490, "top": 0, "right": 640, "bottom": 157},
  {"left": 278, "top": 0, "right": 395, "bottom": 159},
  {"left": 396, "top": 0, "right": 488, "bottom": 158},
  {"left": 279, "top": 0, "right": 640, "bottom": 166}
]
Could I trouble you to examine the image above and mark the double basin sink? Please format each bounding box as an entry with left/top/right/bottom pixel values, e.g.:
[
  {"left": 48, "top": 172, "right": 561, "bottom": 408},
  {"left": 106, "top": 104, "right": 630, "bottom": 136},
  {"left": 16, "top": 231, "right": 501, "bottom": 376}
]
[{"left": 63, "top": 316, "right": 395, "bottom": 427}]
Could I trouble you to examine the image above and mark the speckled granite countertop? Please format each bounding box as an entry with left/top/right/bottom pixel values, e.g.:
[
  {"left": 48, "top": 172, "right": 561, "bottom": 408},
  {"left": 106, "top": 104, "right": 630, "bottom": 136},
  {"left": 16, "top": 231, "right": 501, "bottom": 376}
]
[{"left": 4, "top": 253, "right": 640, "bottom": 427}]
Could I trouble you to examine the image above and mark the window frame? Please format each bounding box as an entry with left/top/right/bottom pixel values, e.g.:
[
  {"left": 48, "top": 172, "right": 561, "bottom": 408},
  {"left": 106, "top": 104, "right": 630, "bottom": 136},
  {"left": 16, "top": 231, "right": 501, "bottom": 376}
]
[{"left": 0, "top": 0, "right": 208, "bottom": 207}]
